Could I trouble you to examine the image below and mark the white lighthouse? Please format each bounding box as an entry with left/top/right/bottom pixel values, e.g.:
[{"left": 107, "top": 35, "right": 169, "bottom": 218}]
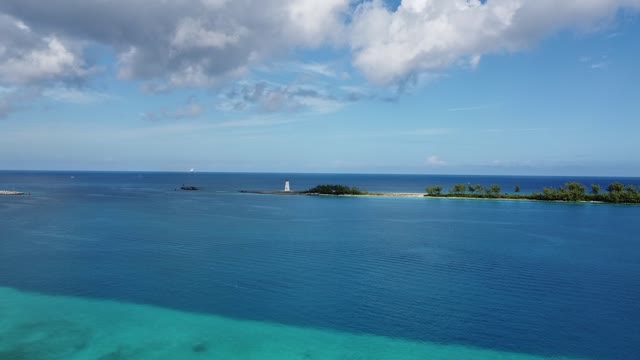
[{"left": 284, "top": 179, "right": 291, "bottom": 192}]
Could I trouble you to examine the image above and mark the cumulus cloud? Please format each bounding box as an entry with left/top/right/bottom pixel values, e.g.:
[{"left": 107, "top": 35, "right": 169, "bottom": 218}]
[
  {"left": 0, "top": 14, "right": 89, "bottom": 85},
  {"left": 299, "top": 63, "right": 340, "bottom": 78},
  {"left": 0, "top": 0, "right": 350, "bottom": 90},
  {"left": 0, "top": 0, "right": 638, "bottom": 92},
  {"left": 350, "top": 0, "right": 640, "bottom": 85}
]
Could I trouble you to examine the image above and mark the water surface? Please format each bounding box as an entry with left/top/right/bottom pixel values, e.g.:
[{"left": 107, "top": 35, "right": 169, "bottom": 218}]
[{"left": 1, "top": 172, "right": 639, "bottom": 359}]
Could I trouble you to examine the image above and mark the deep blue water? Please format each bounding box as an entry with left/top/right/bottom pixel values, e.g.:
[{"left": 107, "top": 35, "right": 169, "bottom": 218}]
[{"left": 1, "top": 171, "right": 640, "bottom": 360}]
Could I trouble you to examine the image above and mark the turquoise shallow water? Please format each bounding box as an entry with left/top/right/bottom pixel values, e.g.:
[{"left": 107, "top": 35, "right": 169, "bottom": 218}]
[
  {"left": 1, "top": 172, "right": 640, "bottom": 359},
  {"left": 0, "top": 286, "right": 585, "bottom": 360}
]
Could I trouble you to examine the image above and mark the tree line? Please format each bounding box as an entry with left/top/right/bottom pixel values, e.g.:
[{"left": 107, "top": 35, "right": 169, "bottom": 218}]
[
  {"left": 425, "top": 182, "right": 640, "bottom": 204},
  {"left": 305, "top": 184, "right": 367, "bottom": 195}
]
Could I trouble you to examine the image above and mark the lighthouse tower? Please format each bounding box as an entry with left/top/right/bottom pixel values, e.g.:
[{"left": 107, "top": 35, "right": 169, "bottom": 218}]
[{"left": 284, "top": 179, "right": 291, "bottom": 192}]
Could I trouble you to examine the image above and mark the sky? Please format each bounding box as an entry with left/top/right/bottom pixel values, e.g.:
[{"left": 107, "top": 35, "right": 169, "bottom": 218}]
[{"left": 1, "top": 0, "right": 639, "bottom": 176}]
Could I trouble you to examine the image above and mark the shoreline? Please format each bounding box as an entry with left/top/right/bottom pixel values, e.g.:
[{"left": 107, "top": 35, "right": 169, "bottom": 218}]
[
  {"left": 239, "top": 190, "right": 627, "bottom": 204},
  {"left": 423, "top": 195, "right": 607, "bottom": 204},
  {"left": 240, "top": 190, "right": 424, "bottom": 198},
  {"left": 0, "top": 190, "right": 25, "bottom": 196}
]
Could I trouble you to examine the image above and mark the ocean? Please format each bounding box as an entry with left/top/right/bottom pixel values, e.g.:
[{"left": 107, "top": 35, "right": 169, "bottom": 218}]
[{"left": 1, "top": 171, "right": 639, "bottom": 360}]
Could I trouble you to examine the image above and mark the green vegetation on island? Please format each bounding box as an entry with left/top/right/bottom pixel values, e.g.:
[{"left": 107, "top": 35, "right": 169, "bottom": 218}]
[
  {"left": 305, "top": 184, "right": 367, "bottom": 195},
  {"left": 257, "top": 181, "right": 639, "bottom": 204},
  {"left": 424, "top": 181, "right": 640, "bottom": 204}
]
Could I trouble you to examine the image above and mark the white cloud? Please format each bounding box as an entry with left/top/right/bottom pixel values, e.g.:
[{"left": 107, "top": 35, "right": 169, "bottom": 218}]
[
  {"left": 285, "top": 0, "right": 350, "bottom": 46},
  {"left": 350, "top": 0, "right": 640, "bottom": 85},
  {"left": 580, "top": 54, "right": 610, "bottom": 69},
  {"left": 426, "top": 155, "right": 446, "bottom": 167},
  {"left": 0, "top": 0, "right": 638, "bottom": 92},
  {"left": 218, "top": 81, "right": 348, "bottom": 114},
  {"left": 591, "top": 61, "right": 609, "bottom": 69},
  {"left": 171, "top": 18, "right": 246, "bottom": 50},
  {"left": 0, "top": 31, "right": 88, "bottom": 85},
  {"left": 14, "top": 19, "right": 29, "bottom": 31},
  {"left": 296, "top": 95, "right": 346, "bottom": 114},
  {"left": 470, "top": 54, "right": 482, "bottom": 69},
  {"left": 299, "top": 63, "right": 338, "bottom": 78},
  {"left": 0, "top": 0, "right": 351, "bottom": 90}
]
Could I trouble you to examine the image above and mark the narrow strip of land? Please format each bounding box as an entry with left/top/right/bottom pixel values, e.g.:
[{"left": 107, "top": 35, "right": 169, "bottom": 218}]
[
  {"left": 240, "top": 191, "right": 605, "bottom": 203},
  {"left": 0, "top": 191, "right": 25, "bottom": 196},
  {"left": 241, "top": 181, "right": 640, "bottom": 204},
  {"left": 240, "top": 190, "right": 424, "bottom": 198}
]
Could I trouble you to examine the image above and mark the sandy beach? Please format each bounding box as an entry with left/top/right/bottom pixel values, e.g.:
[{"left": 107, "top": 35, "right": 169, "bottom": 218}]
[
  {"left": 0, "top": 191, "right": 25, "bottom": 195},
  {"left": 241, "top": 190, "right": 618, "bottom": 204},
  {"left": 240, "top": 190, "right": 425, "bottom": 198},
  {"left": 341, "top": 192, "right": 424, "bottom": 198}
]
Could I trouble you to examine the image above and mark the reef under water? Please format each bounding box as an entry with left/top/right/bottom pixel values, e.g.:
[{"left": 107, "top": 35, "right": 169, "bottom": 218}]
[{"left": 0, "top": 287, "right": 587, "bottom": 360}]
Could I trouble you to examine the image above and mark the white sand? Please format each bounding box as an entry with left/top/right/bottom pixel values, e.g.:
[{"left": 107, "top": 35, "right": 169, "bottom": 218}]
[{"left": 0, "top": 190, "right": 25, "bottom": 195}]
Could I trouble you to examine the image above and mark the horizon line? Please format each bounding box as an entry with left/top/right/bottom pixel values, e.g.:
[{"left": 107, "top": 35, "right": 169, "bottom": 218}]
[{"left": 1, "top": 169, "right": 639, "bottom": 179}]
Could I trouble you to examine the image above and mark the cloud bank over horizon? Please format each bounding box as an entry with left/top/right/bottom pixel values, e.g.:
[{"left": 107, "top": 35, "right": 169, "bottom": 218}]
[{"left": 1, "top": 0, "right": 638, "bottom": 93}]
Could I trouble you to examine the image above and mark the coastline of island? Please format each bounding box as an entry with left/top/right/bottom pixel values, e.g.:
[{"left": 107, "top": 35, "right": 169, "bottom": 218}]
[
  {"left": 240, "top": 190, "right": 424, "bottom": 198},
  {"left": 239, "top": 190, "right": 600, "bottom": 202},
  {"left": 241, "top": 181, "right": 640, "bottom": 205}
]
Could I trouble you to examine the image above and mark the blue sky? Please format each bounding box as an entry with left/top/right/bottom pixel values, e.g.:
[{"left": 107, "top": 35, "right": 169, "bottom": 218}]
[{"left": 1, "top": 0, "right": 639, "bottom": 175}]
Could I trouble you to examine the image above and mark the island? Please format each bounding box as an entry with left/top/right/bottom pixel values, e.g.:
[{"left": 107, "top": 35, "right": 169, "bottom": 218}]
[
  {"left": 241, "top": 181, "right": 640, "bottom": 204},
  {"left": 241, "top": 184, "right": 423, "bottom": 198},
  {"left": 302, "top": 185, "right": 423, "bottom": 198},
  {"left": 305, "top": 184, "right": 367, "bottom": 195},
  {"left": 424, "top": 182, "right": 640, "bottom": 204}
]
